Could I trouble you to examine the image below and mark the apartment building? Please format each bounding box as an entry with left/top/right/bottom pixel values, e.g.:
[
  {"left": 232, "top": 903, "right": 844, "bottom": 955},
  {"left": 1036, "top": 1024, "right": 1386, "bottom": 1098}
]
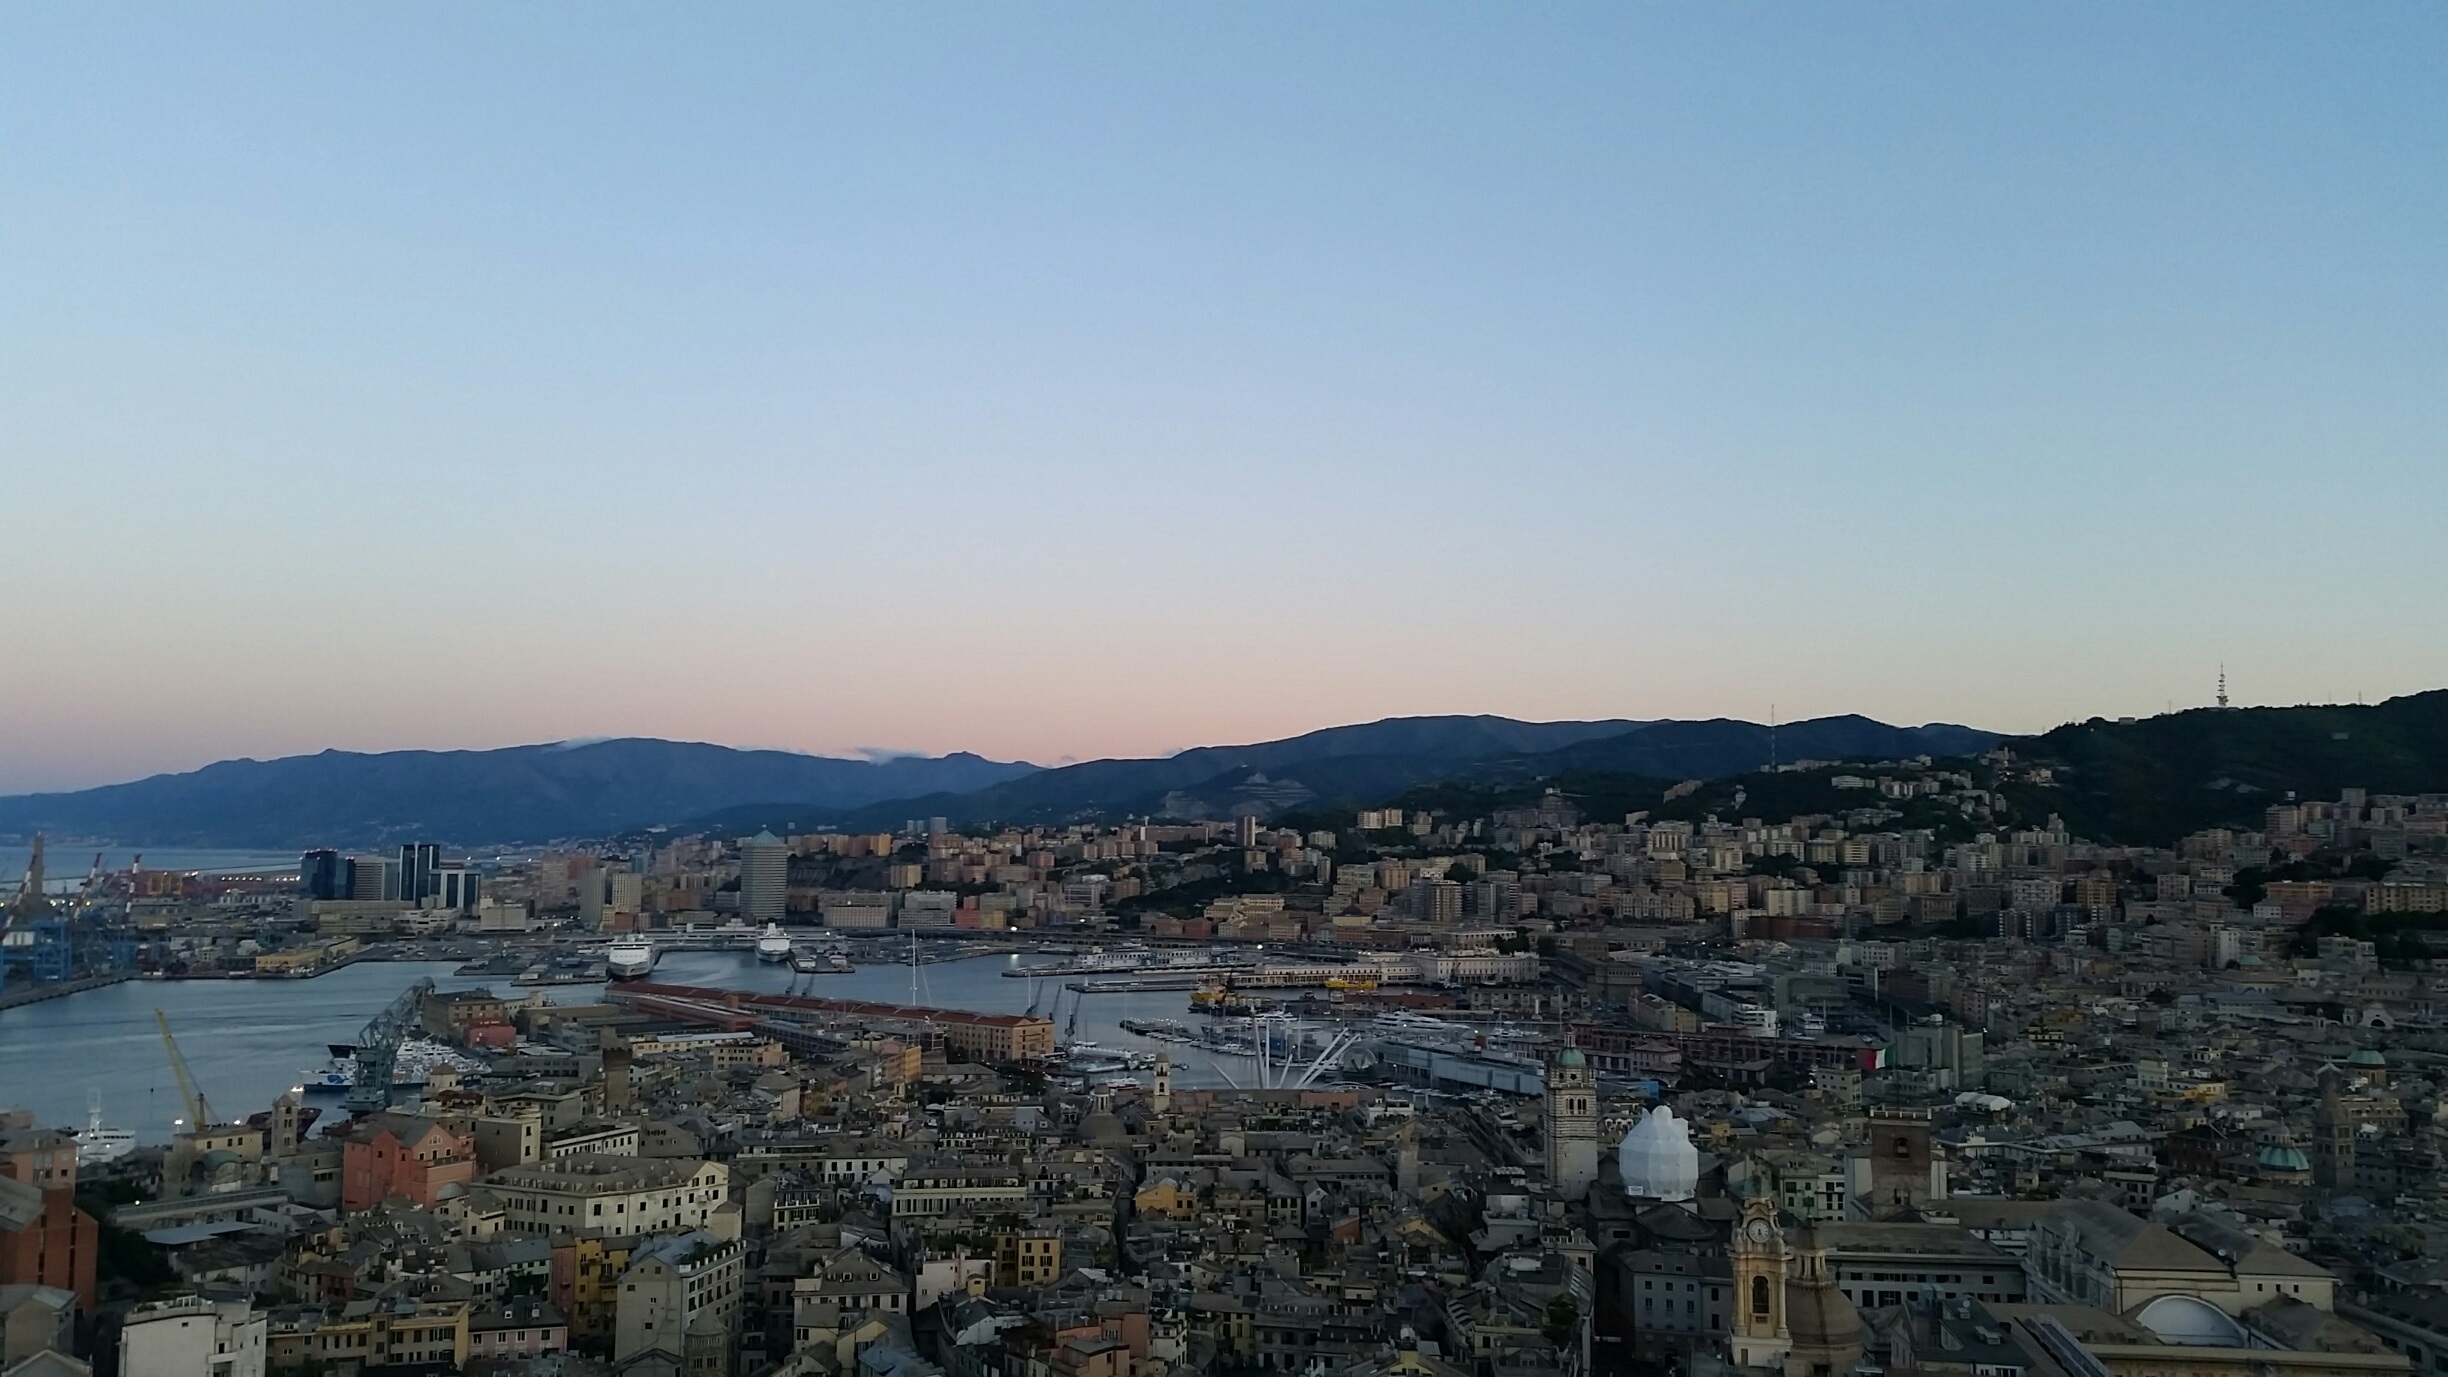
[{"left": 484, "top": 1157, "right": 729, "bottom": 1236}]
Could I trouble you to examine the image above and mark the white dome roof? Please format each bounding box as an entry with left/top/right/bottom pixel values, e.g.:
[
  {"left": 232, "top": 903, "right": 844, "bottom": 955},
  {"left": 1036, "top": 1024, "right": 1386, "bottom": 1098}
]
[{"left": 1618, "top": 1106, "right": 1699, "bottom": 1201}]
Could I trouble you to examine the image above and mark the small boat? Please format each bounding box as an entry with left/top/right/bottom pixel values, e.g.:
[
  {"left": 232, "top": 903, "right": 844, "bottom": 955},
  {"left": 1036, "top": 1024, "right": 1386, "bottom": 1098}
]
[
  {"left": 607, "top": 939, "right": 657, "bottom": 980},
  {"left": 391, "top": 1038, "right": 486, "bottom": 1086},
  {"left": 756, "top": 924, "right": 794, "bottom": 963},
  {"left": 75, "top": 1092, "right": 135, "bottom": 1165},
  {"left": 303, "top": 1043, "right": 357, "bottom": 1094}
]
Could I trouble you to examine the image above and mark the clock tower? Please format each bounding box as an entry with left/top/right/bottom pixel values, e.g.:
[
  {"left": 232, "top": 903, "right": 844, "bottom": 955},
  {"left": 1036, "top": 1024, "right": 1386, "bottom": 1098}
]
[{"left": 1729, "top": 1194, "right": 1792, "bottom": 1372}]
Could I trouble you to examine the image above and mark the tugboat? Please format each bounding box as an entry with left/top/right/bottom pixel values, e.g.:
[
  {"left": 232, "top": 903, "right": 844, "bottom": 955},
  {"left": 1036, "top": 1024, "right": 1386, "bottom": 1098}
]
[{"left": 756, "top": 924, "right": 794, "bottom": 964}]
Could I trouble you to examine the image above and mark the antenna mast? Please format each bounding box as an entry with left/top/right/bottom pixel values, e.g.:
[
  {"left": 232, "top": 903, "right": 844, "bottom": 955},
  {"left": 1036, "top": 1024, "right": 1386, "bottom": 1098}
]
[{"left": 2217, "top": 665, "right": 2230, "bottom": 710}]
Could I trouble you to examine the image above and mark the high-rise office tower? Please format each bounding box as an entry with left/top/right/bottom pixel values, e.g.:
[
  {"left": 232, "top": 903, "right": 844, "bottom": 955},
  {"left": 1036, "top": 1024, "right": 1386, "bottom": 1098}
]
[
  {"left": 346, "top": 856, "right": 400, "bottom": 901},
  {"left": 739, "top": 832, "right": 787, "bottom": 923},
  {"left": 299, "top": 849, "right": 343, "bottom": 900},
  {"left": 399, "top": 843, "right": 441, "bottom": 906}
]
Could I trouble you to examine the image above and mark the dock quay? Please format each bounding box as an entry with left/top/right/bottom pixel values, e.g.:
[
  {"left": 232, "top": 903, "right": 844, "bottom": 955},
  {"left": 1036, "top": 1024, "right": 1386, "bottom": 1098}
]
[
  {"left": 1065, "top": 975, "right": 1214, "bottom": 993},
  {"left": 0, "top": 970, "right": 131, "bottom": 1010}
]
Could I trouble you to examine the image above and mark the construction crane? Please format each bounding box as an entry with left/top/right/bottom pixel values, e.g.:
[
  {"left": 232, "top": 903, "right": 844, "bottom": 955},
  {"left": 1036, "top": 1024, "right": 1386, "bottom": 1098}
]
[
  {"left": 345, "top": 977, "right": 437, "bottom": 1114},
  {"left": 156, "top": 1009, "right": 214, "bottom": 1129}
]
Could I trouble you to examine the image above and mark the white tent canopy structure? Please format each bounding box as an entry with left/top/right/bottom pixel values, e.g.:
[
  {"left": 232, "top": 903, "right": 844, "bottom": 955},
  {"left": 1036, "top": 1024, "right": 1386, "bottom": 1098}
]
[{"left": 1618, "top": 1105, "right": 1700, "bottom": 1201}]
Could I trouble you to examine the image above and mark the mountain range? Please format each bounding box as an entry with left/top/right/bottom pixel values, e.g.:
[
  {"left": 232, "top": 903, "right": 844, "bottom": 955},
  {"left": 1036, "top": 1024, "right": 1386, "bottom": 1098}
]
[
  {"left": 19, "top": 695, "right": 2442, "bottom": 850},
  {"left": 0, "top": 713, "right": 1997, "bottom": 848},
  {"left": 707, "top": 713, "right": 2004, "bottom": 836},
  {"left": 0, "top": 740, "right": 1035, "bottom": 850}
]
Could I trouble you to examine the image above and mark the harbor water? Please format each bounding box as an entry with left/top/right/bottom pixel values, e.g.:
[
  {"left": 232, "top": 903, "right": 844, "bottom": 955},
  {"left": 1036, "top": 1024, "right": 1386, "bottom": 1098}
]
[
  {"left": 0, "top": 845, "right": 303, "bottom": 893},
  {"left": 0, "top": 948, "right": 1248, "bottom": 1141}
]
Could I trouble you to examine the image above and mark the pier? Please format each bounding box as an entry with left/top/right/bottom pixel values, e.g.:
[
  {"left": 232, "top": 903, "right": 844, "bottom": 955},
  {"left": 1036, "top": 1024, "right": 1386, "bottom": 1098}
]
[
  {"left": 1065, "top": 975, "right": 1214, "bottom": 993},
  {"left": 0, "top": 970, "right": 131, "bottom": 1011}
]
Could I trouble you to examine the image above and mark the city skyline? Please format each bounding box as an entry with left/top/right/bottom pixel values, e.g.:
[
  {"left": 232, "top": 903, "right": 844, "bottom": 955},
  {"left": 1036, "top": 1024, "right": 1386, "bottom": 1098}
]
[{"left": 6, "top": 5, "right": 2443, "bottom": 793}]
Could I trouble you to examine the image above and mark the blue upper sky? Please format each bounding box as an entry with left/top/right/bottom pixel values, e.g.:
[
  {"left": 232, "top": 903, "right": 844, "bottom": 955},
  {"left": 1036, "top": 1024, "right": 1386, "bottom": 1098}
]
[{"left": 2, "top": 5, "right": 2442, "bottom": 792}]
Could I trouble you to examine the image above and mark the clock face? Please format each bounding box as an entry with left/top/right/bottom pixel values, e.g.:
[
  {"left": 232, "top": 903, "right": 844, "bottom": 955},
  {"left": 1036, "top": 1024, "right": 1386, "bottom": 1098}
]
[{"left": 1746, "top": 1220, "right": 1773, "bottom": 1243}]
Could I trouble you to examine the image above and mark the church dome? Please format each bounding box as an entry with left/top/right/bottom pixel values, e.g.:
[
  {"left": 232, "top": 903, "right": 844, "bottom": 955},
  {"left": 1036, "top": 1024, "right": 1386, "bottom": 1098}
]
[
  {"left": 1786, "top": 1240, "right": 1866, "bottom": 1357},
  {"left": 1617, "top": 1106, "right": 1699, "bottom": 1201},
  {"left": 1786, "top": 1279, "right": 1864, "bottom": 1350},
  {"left": 2258, "top": 1144, "right": 2311, "bottom": 1175}
]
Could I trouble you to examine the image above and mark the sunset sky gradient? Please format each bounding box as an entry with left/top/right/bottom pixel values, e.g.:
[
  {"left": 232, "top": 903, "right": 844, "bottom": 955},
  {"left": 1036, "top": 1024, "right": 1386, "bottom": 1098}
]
[{"left": 3, "top": 5, "right": 2443, "bottom": 793}]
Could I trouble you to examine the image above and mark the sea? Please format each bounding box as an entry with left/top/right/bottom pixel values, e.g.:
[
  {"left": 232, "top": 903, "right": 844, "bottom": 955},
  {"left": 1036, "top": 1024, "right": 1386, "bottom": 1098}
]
[
  {"left": 0, "top": 845, "right": 303, "bottom": 893},
  {"left": 0, "top": 948, "right": 1241, "bottom": 1142}
]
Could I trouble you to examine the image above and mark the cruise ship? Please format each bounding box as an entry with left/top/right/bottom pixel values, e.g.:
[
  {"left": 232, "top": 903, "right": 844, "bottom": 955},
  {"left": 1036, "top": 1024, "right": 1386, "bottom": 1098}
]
[
  {"left": 755, "top": 924, "right": 794, "bottom": 963},
  {"left": 607, "top": 939, "right": 657, "bottom": 980}
]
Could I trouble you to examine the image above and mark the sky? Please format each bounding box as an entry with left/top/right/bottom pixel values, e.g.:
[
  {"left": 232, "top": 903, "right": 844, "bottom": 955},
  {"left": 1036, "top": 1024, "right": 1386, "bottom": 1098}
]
[{"left": 3, "top": 5, "right": 2444, "bottom": 794}]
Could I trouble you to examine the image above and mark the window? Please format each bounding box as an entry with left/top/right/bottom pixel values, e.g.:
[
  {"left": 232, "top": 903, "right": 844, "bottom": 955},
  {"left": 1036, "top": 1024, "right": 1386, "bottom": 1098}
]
[{"left": 1752, "top": 1276, "right": 1771, "bottom": 1317}]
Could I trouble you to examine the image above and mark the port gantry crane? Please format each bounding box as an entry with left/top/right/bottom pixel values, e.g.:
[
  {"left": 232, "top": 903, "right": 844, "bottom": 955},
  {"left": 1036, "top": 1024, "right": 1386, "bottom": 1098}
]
[
  {"left": 345, "top": 977, "right": 438, "bottom": 1114},
  {"left": 155, "top": 1008, "right": 215, "bottom": 1130}
]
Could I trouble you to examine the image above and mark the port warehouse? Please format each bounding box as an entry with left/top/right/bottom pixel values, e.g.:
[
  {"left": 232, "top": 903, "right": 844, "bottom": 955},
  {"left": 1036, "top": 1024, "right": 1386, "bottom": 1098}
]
[
  {"left": 605, "top": 981, "right": 1056, "bottom": 1063},
  {"left": 1215, "top": 951, "right": 1540, "bottom": 987}
]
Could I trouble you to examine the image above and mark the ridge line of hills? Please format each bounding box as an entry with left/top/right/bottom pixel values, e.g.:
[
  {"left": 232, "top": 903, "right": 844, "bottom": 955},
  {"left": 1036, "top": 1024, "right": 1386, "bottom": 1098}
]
[
  {"left": 0, "top": 714, "right": 1988, "bottom": 850},
  {"left": 5, "top": 692, "right": 2444, "bottom": 850}
]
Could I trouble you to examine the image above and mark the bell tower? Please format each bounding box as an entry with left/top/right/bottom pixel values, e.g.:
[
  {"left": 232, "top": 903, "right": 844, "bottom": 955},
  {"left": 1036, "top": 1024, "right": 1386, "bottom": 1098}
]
[
  {"left": 1151, "top": 1051, "right": 1172, "bottom": 1115},
  {"left": 1545, "top": 1048, "right": 1598, "bottom": 1200},
  {"left": 2314, "top": 1073, "right": 2355, "bottom": 1191},
  {"left": 1729, "top": 1194, "right": 1792, "bottom": 1371}
]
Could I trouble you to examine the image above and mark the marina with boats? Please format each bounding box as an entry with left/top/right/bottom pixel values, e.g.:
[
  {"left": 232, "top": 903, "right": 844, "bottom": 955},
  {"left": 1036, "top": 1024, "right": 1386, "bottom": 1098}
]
[{"left": 4, "top": 932, "right": 1582, "bottom": 1145}]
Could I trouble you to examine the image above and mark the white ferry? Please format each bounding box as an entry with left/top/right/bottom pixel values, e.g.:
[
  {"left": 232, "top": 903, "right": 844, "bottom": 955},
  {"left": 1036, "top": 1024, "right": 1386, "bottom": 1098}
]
[
  {"left": 755, "top": 925, "right": 794, "bottom": 963},
  {"left": 74, "top": 1093, "right": 135, "bottom": 1165},
  {"left": 607, "top": 939, "right": 657, "bottom": 980}
]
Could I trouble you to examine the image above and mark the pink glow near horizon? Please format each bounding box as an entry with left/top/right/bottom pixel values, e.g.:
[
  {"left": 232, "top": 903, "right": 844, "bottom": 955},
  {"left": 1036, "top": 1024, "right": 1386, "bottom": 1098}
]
[
  {"left": 4, "top": 9, "right": 2442, "bottom": 794},
  {"left": 2, "top": 646, "right": 2434, "bottom": 795}
]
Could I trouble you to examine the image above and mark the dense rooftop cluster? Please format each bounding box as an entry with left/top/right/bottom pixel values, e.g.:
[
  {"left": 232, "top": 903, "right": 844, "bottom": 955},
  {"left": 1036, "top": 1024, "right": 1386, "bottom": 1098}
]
[{"left": 10, "top": 761, "right": 2448, "bottom": 1377}]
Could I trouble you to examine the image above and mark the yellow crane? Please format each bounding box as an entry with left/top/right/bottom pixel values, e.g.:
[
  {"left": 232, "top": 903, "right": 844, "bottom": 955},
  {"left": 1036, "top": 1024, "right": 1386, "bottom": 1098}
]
[{"left": 155, "top": 1008, "right": 214, "bottom": 1130}]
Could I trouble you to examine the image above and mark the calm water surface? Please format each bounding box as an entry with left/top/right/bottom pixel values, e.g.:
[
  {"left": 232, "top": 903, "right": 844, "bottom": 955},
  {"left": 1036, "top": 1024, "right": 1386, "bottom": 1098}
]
[
  {"left": 0, "top": 845, "right": 303, "bottom": 893},
  {"left": 0, "top": 949, "right": 1239, "bottom": 1140}
]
